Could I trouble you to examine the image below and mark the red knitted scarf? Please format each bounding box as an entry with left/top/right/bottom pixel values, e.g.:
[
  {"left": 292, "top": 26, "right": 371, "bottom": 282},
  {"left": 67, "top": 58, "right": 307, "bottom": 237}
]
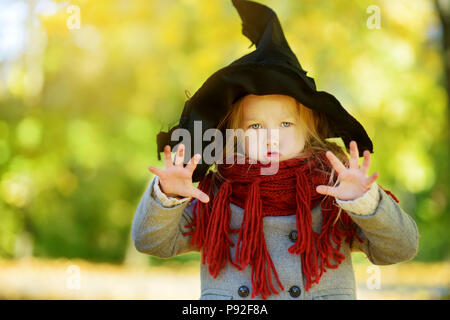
[{"left": 183, "top": 151, "right": 399, "bottom": 299}]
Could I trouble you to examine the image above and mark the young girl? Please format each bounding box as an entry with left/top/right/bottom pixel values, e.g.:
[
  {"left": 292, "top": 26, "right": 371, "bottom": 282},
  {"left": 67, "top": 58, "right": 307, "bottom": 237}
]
[{"left": 132, "top": 0, "right": 419, "bottom": 300}]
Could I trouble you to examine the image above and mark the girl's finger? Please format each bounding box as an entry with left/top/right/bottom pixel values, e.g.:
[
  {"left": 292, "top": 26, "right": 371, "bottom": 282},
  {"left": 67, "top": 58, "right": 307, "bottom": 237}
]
[
  {"left": 365, "top": 172, "right": 379, "bottom": 187},
  {"left": 174, "top": 143, "right": 185, "bottom": 167},
  {"left": 361, "top": 150, "right": 371, "bottom": 176},
  {"left": 325, "top": 151, "right": 347, "bottom": 174},
  {"left": 190, "top": 186, "right": 210, "bottom": 203},
  {"left": 163, "top": 145, "right": 173, "bottom": 168},
  {"left": 185, "top": 153, "right": 201, "bottom": 173},
  {"left": 316, "top": 185, "right": 338, "bottom": 198},
  {"left": 349, "top": 141, "right": 359, "bottom": 169},
  {"left": 148, "top": 165, "right": 164, "bottom": 177}
]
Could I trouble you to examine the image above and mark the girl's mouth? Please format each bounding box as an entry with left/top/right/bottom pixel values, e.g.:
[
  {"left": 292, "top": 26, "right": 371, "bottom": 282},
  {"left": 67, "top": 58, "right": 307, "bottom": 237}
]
[{"left": 266, "top": 151, "right": 280, "bottom": 159}]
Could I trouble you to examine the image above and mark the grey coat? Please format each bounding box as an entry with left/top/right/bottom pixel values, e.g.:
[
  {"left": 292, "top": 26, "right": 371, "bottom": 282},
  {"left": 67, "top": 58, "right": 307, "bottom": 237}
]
[{"left": 131, "top": 176, "right": 419, "bottom": 300}]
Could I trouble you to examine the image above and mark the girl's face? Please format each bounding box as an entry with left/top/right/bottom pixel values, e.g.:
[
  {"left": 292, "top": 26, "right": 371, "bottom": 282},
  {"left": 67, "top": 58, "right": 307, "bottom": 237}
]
[{"left": 240, "top": 94, "right": 306, "bottom": 162}]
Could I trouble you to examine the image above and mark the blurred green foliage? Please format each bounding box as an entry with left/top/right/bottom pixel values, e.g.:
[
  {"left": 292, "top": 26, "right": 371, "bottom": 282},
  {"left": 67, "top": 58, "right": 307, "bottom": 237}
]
[{"left": 0, "top": 0, "right": 448, "bottom": 264}]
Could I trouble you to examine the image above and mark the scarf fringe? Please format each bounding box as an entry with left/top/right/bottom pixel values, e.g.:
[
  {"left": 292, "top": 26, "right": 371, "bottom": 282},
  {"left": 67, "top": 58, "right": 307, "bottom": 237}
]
[
  {"left": 184, "top": 172, "right": 235, "bottom": 277},
  {"left": 287, "top": 168, "right": 365, "bottom": 291},
  {"left": 232, "top": 179, "right": 284, "bottom": 299},
  {"left": 183, "top": 172, "right": 214, "bottom": 251}
]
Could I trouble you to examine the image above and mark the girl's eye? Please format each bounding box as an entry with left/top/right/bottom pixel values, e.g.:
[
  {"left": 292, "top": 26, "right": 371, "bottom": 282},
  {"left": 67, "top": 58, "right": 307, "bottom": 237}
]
[
  {"left": 250, "top": 123, "right": 261, "bottom": 129},
  {"left": 281, "top": 122, "right": 292, "bottom": 127}
]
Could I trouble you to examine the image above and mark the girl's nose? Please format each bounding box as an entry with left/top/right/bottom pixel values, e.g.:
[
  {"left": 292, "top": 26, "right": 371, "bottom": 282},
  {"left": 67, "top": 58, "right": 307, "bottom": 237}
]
[
  {"left": 267, "top": 140, "right": 279, "bottom": 150},
  {"left": 266, "top": 128, "right": 279, "bottom": 147}
]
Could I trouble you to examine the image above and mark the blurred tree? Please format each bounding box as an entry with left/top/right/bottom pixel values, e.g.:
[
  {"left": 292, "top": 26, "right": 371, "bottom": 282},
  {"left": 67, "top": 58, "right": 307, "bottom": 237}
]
[{"left": 435, "top": 1, "right": 450, "bottom": 106}]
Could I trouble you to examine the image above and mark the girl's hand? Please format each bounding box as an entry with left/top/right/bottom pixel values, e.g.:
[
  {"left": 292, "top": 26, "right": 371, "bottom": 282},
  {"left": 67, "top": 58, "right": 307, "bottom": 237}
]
[
  {"left": 316, "top": 141, "right": 379, "bottom": 201},
  {"left": 148, "top": 144, "right": 210, "bottom": 203}
]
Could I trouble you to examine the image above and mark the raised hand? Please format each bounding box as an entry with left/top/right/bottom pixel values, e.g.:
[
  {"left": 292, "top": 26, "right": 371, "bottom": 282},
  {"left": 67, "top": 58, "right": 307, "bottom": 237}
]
[
  {"left": 148, "top": 144, "right": 210, "bottom": 203},
  {"left": 316, "top": 141, "right": 379, "bottom": 201}
]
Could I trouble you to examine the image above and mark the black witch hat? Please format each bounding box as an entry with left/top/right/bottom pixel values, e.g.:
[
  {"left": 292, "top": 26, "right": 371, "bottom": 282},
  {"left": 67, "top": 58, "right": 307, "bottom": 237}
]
[{"left": 156, "top": 0, "right": 373, "bottom": 182}]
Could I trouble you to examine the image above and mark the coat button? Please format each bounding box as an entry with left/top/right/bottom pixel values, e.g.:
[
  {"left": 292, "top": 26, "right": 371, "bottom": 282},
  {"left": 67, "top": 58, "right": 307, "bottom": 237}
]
[
  {"left": 289, "top": 286, "right": 301, "bottom": 298},
  {"left": 288, "top": 230, "right": 298, "bottom": 242},
  {"left": 238, "top": 285, "right": 250, "bottom": 298}
]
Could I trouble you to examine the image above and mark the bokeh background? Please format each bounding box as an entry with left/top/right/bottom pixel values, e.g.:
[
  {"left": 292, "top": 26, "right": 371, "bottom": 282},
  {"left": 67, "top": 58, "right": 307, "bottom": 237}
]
[{"left": 0, "top": 0, "right": 448, "bottom": 299}]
